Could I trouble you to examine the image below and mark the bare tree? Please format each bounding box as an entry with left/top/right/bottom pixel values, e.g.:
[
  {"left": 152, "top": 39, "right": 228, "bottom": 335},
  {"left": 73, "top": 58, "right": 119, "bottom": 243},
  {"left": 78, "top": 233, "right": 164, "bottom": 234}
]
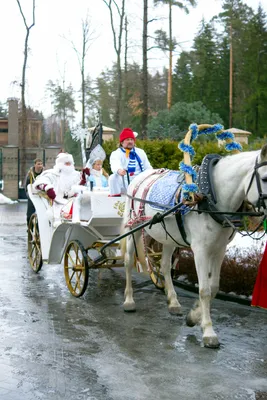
[
  {"left": 141, "top": 0, "right": 149, "bottom": 138},
  {"left": 16, "top": 0, "right": 35, "bottom": 181},
  {"left": 121, "top": 16, "right": 129, "bottom": 128},
  {"left": 154, "top": 0, "right": 196, "bottom": 110},
  {"left": 103, "top": 0, "right": 126, "bottom": 130},
  {"left": 65, "top": 16, "right": 96, "bottom": 128}
]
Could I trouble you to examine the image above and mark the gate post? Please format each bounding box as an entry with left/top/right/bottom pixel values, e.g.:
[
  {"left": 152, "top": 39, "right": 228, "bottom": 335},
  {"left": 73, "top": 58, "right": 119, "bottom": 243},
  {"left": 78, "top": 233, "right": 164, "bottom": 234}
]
[
  {"left": 45, "top": 146, "right": 61, "bottom": 169},
  {"left": 2, "top": 145, "right": 19, "bottom": 200}
]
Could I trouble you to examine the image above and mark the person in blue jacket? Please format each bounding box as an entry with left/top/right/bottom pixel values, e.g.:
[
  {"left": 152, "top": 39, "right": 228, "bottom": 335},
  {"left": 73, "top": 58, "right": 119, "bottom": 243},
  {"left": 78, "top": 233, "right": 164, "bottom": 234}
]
[{"left": 86, "top": 145, "right": 109, "bottom": 189}]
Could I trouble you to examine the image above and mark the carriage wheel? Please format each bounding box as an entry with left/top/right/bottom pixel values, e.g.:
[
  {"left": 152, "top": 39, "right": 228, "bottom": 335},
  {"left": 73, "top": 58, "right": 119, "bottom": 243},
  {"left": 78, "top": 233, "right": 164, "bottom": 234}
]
[
  {"left": 64, "top": 240, "right": 89, "bottom": 297},
  {"left": 146, "top": 237, "right": 179, "bottom": 290},
  {"left": 28, "top": 213, "right": 43, "bottom": 273},
  {"left": 146, "top": 238, "right": 166, "bottom": 290}
]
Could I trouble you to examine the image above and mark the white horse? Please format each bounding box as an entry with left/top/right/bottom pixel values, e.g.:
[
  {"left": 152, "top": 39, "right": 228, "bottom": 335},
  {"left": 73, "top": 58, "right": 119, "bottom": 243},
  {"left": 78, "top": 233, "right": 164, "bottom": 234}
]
[{"left": 121, "top": 145, "right": 267, "bottom": 348}]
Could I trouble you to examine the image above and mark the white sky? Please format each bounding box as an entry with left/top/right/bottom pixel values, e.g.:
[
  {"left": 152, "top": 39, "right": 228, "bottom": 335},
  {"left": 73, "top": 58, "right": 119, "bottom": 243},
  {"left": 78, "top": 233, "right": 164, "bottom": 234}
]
[{"left": 0, "top": 0, "right": 264, "bottom": 122}]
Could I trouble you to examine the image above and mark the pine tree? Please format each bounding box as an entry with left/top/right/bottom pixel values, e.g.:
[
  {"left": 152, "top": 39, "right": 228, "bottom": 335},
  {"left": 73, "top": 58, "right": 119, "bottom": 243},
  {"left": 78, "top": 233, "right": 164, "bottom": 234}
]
[
  {"left": 242, "top": 5, "right": 267, "bottom": 136},
  {"left": 190, "top": 20, "right": 220, "bottom": 114},
  {"left": 172, "top": 51, "right": 193, "bottom": 104},
  {"left": 218, "top": 0, "right": 254, "bottom": 128}
]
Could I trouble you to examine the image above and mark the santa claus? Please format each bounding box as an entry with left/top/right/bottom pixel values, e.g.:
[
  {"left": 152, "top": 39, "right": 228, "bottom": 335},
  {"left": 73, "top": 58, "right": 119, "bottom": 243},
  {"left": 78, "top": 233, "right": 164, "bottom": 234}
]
[{"left": 33, "top": 152, "right": 89, "bottom": 226}]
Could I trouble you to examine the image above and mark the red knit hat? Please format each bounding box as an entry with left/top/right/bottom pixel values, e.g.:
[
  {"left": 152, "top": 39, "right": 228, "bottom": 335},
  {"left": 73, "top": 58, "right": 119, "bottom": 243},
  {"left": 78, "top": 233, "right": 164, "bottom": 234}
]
[{"left": 119, "top": 128, "right": 135, "bottom": 142}]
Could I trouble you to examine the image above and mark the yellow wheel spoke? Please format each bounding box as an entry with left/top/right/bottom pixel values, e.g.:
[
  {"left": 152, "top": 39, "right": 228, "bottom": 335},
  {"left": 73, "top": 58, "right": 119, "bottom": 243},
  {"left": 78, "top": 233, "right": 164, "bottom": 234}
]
[
  {"left": 68, "top": 270, "right": 75, "bottom": 284},
  {"left": 67, "top": 252, "right": 76, "bottom": 267},
  {"left": 28, "top": 215, "right": 43, "bottom": 273},
  {"left": 64, "top": 241, "right": 88, "bottom": 297},
  {"left": 74, "top": 273, "right": 82, "bottom": 292},
  {"left": 32, "top": 251, "right": 37, "bottom": 266}
]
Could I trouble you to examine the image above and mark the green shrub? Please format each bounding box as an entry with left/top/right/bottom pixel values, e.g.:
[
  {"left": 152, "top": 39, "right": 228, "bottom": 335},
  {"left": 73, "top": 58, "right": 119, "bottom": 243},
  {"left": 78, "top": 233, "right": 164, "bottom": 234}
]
[
  {"left": 103, "top": 138, "right": 231, "bottom": 173},
  {"left": 102, "top": 134, "right": 265, "bottom": 174},
  {"left": 147, "top": 101, "right": 224, "bottom": 140}
]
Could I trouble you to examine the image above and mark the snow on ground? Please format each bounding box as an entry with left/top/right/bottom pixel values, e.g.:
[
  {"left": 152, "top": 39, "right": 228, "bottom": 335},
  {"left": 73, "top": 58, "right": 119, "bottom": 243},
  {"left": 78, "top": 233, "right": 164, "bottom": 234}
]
[
  {"left": 0, "top": 193, "right": 18, "bottom": 205},
  {"left": 226, "top": 231, "right": 266, "bottom": 256}
]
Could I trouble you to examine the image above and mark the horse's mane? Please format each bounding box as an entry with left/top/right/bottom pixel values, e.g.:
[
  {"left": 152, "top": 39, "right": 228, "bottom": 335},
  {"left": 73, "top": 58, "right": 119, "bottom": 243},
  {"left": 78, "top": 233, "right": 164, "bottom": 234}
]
[{"left": 219, "top": 148, "right": 259, "bottom": 167}]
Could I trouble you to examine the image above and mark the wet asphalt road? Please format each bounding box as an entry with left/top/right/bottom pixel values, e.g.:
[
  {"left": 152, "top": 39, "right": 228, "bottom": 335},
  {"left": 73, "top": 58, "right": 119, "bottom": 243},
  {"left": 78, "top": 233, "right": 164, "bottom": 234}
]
[{"left": 0, "top": 203, "right": 267, "bottom": 400}]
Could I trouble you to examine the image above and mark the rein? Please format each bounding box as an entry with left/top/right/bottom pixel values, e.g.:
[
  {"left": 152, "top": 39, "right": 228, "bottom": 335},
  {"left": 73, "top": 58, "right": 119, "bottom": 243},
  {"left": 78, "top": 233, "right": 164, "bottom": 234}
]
[
  {"left": 246, "top": 158, "right": 267, "bottom": 211},
  {"left": 94, "top": 201, "right": 185, "bottom": 264},
  {"left": 126, "top": 193, "right": 178, "bottom": 210}
]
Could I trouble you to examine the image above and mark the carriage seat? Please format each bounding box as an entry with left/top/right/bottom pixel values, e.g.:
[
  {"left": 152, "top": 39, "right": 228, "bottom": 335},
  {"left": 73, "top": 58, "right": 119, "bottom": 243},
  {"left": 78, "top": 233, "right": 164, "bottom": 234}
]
[{"left": 70, "top": 188, "right": 125, "bottom": 223}]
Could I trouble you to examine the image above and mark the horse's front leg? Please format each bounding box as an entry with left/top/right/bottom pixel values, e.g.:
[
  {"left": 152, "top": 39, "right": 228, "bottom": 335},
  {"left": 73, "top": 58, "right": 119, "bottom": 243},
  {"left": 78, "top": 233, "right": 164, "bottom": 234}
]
[
  {"left": 123, "top": 233, "right": 138, "bottom": 312},
  {"left": 187, "top": 245, "right": 226, "bottom": 348},
  {"left": 161, "top": 244, "right": 182, "bottom": 315}
]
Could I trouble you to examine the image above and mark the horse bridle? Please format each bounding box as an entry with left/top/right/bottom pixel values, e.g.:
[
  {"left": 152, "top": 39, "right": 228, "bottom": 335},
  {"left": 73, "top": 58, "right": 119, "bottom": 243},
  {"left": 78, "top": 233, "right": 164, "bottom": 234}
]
[{"left": 246, "top": 157, "right": 267, "bottom": 211}]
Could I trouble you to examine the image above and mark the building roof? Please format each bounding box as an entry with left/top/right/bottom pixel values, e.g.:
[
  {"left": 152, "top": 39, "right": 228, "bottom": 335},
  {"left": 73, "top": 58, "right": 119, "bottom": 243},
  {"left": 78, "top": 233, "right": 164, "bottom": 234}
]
[
  {"left": 225, "top": 128, "right": 252, "bottom": 136},
  {"left": 88, "top": 125, "right": 116, "bottom": 133}
]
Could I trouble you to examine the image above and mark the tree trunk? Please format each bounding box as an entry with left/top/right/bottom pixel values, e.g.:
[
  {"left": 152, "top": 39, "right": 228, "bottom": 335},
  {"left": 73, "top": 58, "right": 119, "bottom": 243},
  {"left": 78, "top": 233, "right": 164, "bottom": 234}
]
[
  {"left": 82, "top": 50, "right": 85, "bottom": 128},
  {"left": 115, "top": 54, "right": 122, "bottom": 130},
  {"left": 122, "top": 16, "right": 129, "bottom": 128},
  {"left": 103, "top": 0, "right": 125, "bottom": 130},
  {"left": 167, "top": 0, "right": 173, "bottom": 111},
  {"left": 141, "top": 0, "right": 148, "bottom": 139},
  {"left": 16, "top": 0, "right": 35, "bottom": 184},
  {"left": 229, "top": 23, "right": 233, "bottom": 128}
]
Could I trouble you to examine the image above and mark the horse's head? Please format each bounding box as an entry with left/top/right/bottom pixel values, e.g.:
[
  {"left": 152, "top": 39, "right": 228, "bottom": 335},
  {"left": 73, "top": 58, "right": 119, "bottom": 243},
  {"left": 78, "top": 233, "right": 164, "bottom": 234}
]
[{"left": 246, "top": 144, "right": 267, "bottom": 212}]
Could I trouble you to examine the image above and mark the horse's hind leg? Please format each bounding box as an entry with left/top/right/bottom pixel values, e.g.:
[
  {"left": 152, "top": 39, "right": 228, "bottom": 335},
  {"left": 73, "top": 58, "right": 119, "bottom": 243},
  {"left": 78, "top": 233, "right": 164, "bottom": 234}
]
[
  {"left": 186, "top": 245, "right": 226, "bottom": 348},
  {"left": 123, "top": 231, "right": 141, "bottom": 312},
  {"left": 161, "top": 244, "right": 182, "bottom": 315}
]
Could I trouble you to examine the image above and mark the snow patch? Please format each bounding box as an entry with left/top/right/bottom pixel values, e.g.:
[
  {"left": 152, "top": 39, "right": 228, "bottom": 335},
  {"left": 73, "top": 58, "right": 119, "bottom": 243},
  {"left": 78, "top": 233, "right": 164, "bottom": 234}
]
[
  {"left": 0, "top": 193, "right": 18, "bottom": 205},
  {"left": 226, "top": 231, "right": 266, "bottom": 256}
]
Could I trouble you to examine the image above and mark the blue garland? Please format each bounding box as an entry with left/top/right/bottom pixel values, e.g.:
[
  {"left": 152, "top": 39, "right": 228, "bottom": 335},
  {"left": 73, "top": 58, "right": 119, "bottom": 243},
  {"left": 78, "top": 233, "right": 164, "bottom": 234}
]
[
  {"left": 178, "top": 123, "right": 243, "bottom": 200},
  {"left": 179, "top": 161, "right": 197, "bottom": 180},
  {"left": 225, "top": 142, "right": 242, "bottom": 152},
  {"left": 178, "top": 141, "right": 195, "bottom": 157}
]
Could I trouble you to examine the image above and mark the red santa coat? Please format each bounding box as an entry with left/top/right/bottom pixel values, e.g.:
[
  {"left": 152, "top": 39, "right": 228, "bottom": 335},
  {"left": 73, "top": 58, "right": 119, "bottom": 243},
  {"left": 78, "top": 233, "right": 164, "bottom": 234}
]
[{"left": 251, "top": 242, "right": 267, "bottom": 309}]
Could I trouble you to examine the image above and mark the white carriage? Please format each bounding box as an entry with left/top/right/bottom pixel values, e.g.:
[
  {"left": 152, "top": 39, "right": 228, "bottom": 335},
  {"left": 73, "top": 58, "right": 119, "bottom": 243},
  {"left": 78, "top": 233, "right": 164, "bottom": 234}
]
[
  {"left": 27, "top": 185, "right": 164, "bottom": 297},
  {"left": 27, "top": 185, "right": 128, "bottom": 297}
]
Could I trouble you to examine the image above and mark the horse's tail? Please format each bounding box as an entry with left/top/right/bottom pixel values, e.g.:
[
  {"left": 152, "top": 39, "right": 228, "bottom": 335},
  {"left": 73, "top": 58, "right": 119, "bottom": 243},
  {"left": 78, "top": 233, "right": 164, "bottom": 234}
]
[
  {"left": 120, "top": 235, "right": 127, "bottom": 258},
  {"left": 120, "top": 185, "right": 132, "bottom": 258},
  {"left": 120, "top": 228, "right": 147, "bottom": 272},
  {"left": 120, "top": 181, "right": 147, "bottom": 272}
]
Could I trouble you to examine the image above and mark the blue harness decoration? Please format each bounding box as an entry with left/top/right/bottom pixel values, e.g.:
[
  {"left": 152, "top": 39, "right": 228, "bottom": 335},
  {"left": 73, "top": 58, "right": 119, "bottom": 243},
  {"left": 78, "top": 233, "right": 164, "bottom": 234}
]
[
  {"left": 178, "top": 123, "right": 242, "bottom": 201},
  {"left": 148, "top": 171, "right": 181, "bottom": 210},
  {"left": 148, "top": 171, "right": 190, "bottom": 216},
  {"left": 120, "top": 148, "right": 144, "bottom": 175}
]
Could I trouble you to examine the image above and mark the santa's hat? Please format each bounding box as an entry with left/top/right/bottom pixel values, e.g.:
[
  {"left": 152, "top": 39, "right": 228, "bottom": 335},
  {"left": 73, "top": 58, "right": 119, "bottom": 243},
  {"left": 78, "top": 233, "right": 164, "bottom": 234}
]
[
  {"left": 119, "top": 128, "right": 136, "bottom": 143},
  {"left": 56, "top": 152, "right": 74, "bottom": 166}
]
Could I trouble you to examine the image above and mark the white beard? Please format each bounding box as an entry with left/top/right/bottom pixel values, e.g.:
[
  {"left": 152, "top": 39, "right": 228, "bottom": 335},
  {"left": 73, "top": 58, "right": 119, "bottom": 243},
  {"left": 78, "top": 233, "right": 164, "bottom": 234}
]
[{"left": 58, "top": 165, "right": 80, "bottom": 194}]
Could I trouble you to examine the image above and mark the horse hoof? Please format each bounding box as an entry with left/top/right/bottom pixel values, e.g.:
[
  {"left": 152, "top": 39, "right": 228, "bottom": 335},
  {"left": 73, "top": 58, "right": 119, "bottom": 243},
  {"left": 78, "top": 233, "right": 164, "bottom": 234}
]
[
  {"left": 123, "top": 302, "right": 136, "bottom": 312},
  {"left": 203, "top": 336, "right": 220, "bottom": 349},
  {"left": 186, "top": 311, "right": 196, "bottom": 327},
  {"left": 168, "top": 306, "right": 182, "bottom": 316}
]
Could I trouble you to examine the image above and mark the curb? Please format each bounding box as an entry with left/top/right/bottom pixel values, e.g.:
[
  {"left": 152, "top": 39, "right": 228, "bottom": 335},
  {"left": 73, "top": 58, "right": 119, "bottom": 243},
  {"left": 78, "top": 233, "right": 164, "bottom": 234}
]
[{"left": 173, "top": 279, "right": 252, "bottom": 306}]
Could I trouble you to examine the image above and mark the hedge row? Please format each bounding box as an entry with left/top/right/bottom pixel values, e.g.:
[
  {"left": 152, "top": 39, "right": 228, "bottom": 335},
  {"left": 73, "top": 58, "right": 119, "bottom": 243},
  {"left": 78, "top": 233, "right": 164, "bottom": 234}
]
[
  {"left": 174, "top": 247, "right": 262, "bottom": 297},
  {"left": 102, "top": 137, "right": 265, "bottom": 174}
]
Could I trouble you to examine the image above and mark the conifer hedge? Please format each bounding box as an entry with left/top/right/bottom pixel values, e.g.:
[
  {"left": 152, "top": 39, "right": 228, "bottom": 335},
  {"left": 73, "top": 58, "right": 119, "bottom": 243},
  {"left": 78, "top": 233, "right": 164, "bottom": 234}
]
[{"left": 102, "top": 138, "right": 266, "bottom": 173}]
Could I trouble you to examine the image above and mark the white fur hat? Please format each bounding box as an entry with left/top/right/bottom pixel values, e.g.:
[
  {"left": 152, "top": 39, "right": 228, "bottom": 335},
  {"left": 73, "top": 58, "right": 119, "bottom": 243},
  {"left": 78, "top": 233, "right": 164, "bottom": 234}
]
[{"left": 55, "top": 152, "right": 74, "bottom": 166}]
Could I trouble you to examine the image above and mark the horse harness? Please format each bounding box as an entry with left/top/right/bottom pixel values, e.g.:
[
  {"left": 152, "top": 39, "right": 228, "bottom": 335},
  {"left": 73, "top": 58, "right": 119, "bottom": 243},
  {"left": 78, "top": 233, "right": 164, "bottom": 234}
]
[
  {"left": 245, "top": 157, "right": 267, "bottom": 211},
  {"left": 126, "top": 154, "right": 267, "bottom": 248},
  {"left": 126, "top": 169, "right": 191, "bottom": 247}
]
